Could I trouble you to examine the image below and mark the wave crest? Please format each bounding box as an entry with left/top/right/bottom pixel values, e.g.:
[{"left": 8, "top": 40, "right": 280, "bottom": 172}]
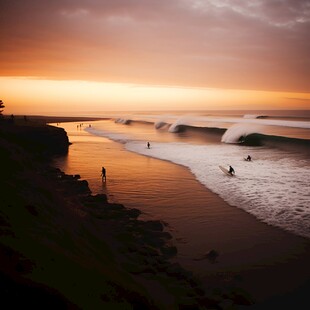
[
  {"left": 243, "top": 114, "right": 267, "bottom": 119},
  {"left": 221, "top": 124, "right": 262, "bottom": 144},
  {"left": 168, "top": 117, "right": 191, "bottom": 133},
  {"left": 115, "top": 118, "right": 131, "bottom": 124},
  {"left": 154, "top": 121, "right": 168, "bottom": 129}
]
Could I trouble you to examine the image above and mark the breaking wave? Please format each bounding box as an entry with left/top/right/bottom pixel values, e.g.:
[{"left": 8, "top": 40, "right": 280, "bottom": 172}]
[
  {"left": 221, "top": 124, "right": 262, "bottom": 144},
  {"left": 154, "top": 121, "right": 169, "bottom": 129},
  {"left": 220, "top": 123, "right": 310, "bottom": 152},
  {"left": 100, "top": 117, "right": 310, "bottom": 153},
  {"left": 115, "top": 118, "right": 131, "bottom": 124},
  {"left": 243, "top": 133, "right": 310, "bottom": 152},
  {"left": 243, "top": 114, "right": 267, "bottom": 119}
]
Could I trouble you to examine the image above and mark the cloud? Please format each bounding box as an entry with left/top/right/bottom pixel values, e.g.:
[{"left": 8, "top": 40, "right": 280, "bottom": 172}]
[{"left": 0, "top": 0, "right": 309, "bottom": 92}]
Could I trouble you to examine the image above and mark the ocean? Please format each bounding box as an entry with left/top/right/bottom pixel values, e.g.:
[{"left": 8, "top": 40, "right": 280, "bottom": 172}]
[{"left": 52, "top": 110, "right": 310, "bottom": 284}]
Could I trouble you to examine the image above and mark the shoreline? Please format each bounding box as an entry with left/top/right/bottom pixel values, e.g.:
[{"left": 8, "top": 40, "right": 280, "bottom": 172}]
[
  {"left": 2, "top": 118, "right": 309, "bottom": 308},
  {"left": 0, "top": 119, "right": 253, "bottom": 308},
  {"left": 54, "top": 119, "right": 310, "bottom": 308}
]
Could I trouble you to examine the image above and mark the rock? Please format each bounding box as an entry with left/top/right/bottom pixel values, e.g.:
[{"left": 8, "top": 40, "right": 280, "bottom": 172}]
[
  {"left": 203, "top": 250, "right": 219, "bottom": 263},
  {"left": 25, "top": 205, "right": 38, "bottom": 217},
  {"left": 160, "top": 245, "right": 177, "bottom": 258},
  {"left": 140, "top": 220, "right": 164, "bottom": 232}
]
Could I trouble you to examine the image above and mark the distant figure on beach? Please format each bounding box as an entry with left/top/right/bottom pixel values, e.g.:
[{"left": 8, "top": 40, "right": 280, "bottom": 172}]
[
  {"left": 101, "top": 166, "right": 106, "bottom": 182},
  {"left": 246, "top": 155, "right": 252, "bottom": 161},
  {"left": 147, "top": 142, "right": 150, "bottom": 149},
  {"left": 229, "top": 165, "right": 235, "bottom": 176}
]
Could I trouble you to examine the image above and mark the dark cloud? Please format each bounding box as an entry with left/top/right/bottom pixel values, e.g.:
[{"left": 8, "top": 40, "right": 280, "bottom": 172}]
[{"left": 0, "top": 0, "right": 309, "bottom": 91}]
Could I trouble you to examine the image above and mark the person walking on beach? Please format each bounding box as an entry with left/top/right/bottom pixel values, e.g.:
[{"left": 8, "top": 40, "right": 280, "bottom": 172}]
[
  {"left": 229, "top": 165, "right": 235, "bottom": 176},
  {"left": 147, "top": 142, "right": 150, "bottom": 149},
  {"left": 246, "top": 155, "right": 251, "bottom": 161},
  {"left": 101, "top": 166, "right": 106, "bottom": 182}
]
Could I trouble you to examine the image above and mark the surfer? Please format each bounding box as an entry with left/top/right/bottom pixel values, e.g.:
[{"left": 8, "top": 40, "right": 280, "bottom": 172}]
[
  {"left": 228, "top": 165, "right": 235, "bottom": 176},
  {"left": 246, "top": 155, "right": 251, "bottom": 161},
  {"left": 147, "top": 142, "right": 150, "bottom": 149},
  {"left": 101, "top": 166, "right": 106, "bottom": 182}
]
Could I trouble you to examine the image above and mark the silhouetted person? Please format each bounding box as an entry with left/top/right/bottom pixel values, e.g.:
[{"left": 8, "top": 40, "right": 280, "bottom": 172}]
[
  {"left": 101, "top": 166, "right": 106, "bottom": 182},
  {"left": 246, "top": 155, "right": 251, "bottom": 161},
  {"left": 147, "top": 142, "right": 150, "bottom": 149},
  {"left": 229, "top": 165, "right": 235, "bottom": 176}
]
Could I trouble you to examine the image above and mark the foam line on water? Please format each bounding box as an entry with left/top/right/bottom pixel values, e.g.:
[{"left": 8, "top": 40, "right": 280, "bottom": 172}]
[
  {"left": 110, "top": 114, "right": 310, "bottom": 131},
  {"left": 165, "top": 116, "right": 310, "bottom": 130},
  {"left": 85, "top": 127, "right": 130, "bottom": 143}
]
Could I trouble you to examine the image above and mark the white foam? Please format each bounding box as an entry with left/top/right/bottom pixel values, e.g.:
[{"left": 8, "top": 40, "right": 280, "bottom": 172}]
[
  {"left": 221, "top": 123, "right": 263, "bottom": 143},
  {"left": 154, "top": 121, "right": 169, "bottom": 129},
  {"left": 125, "top": 141, "right": 310, "bottom": 239},
  {"left": 115, "top": 118, "right": 131, "bottom": 124},
  {"left": 85, "top": 127, "right": 130, "bottom": 143},
  {"left": 164, "top": 115, "right": 310, "bottom": 130},
  {"left": 168, "top": 116, "right": 192, "bottom": 132}
]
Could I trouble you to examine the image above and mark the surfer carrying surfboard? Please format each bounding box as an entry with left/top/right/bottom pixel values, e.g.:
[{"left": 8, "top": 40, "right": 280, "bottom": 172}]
[{"left": 228, "top": 165, "right": 235, "bottom": 176}]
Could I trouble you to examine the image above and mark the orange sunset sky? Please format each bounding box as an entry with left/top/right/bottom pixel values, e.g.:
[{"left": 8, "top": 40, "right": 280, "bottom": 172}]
[{"left": 0, "top": 0, "right": 309, "bottom": 115}]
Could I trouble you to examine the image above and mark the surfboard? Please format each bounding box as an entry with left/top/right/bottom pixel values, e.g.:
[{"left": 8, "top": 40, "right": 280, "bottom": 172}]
[{"left": 219, "top": 165, "right": 234, "bottom": 176}]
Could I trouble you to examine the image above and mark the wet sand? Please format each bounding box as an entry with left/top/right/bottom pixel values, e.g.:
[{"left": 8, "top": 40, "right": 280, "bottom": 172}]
[{"left": 53, "top": 121, "right": 310, "bottom": 308}]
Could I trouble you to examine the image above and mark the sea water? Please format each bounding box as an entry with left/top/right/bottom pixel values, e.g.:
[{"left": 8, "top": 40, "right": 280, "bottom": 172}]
[
  {"left": 52, "top": 110, "right": 310, "bottom": 299},
  {"left": 77, "top": 110, "right": 310, "bottom": 239}
]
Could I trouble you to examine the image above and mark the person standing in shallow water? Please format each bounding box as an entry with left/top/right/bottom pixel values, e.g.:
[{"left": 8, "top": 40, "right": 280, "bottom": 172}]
[
  {"left": 101, "top": 166, "right": 106, "bottom": 182},
  {"left": 147, "top": 142, "right": 150, "bottom": 149}
]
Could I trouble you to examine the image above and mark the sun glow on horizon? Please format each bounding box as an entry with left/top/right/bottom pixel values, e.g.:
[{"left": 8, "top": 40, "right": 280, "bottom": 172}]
[{"left": 1, "top": 77, "right": 309, "bottom": 116}]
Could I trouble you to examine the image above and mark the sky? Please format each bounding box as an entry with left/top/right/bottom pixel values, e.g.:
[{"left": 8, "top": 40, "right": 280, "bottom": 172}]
[{"left": 0, "top": 0, "right": 309, "bottom": 115}]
